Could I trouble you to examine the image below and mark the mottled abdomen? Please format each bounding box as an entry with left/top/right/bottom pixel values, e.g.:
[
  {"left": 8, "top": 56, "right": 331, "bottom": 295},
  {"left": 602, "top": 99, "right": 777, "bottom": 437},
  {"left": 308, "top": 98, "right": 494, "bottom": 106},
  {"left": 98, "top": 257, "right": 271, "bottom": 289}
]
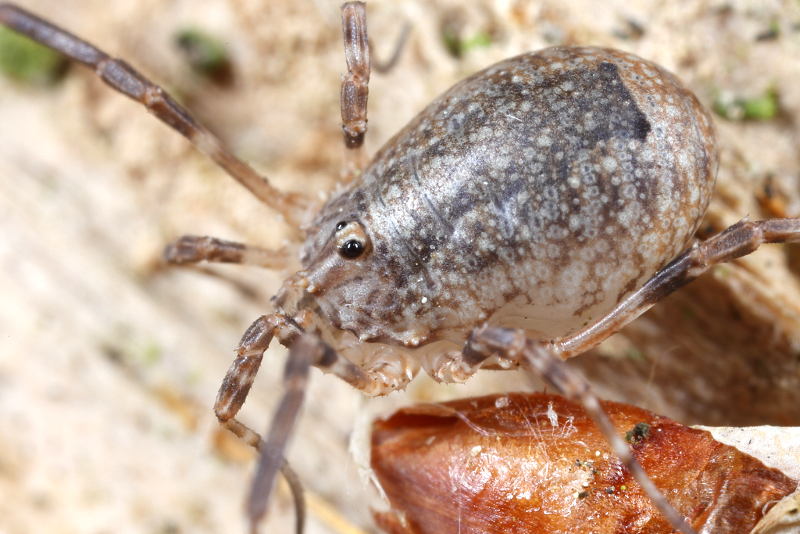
[{"left": 312, "top": 47, "right": 716, "bottom": 344}]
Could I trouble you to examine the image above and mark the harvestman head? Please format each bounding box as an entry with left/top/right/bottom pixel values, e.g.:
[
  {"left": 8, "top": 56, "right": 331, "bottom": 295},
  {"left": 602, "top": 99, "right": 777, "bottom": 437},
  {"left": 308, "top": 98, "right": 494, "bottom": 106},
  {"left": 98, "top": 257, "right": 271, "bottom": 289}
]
[{"left": 3, "top": 3, "right": 800, "bottom": 534}]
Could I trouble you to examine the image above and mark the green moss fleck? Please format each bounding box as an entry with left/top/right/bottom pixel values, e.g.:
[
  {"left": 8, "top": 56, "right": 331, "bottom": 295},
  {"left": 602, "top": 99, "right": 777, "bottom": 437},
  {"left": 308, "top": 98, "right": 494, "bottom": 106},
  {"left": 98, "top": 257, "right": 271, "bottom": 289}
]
[
  {"left": 443, "top": 30, "right": 492, "bottom": 58},
  {"left": 142, "top": 342, "right": 163, "bottom": 366},
  {"left": 174, "top": 28, "right": 233, "bottom": 85},
  {"left": 0, "top": 26, "right": 68, "bottom": 85},
  {"left": 714, "top": 88, "right": 779, "bottom": 121}
]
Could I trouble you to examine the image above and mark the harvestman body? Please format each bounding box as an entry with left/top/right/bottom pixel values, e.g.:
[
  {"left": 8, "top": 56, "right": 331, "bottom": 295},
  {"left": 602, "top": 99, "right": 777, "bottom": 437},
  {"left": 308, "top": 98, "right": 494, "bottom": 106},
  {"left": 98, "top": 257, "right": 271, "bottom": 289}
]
[{"left": 2, "top": 3, "right": 799, "bottom": 534}]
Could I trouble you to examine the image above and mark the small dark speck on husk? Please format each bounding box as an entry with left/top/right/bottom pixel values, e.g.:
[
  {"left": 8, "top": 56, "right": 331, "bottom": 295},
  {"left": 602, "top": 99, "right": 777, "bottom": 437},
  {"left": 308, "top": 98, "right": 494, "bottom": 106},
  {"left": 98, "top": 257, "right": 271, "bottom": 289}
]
[{"left": 625, "top": 422, "right": 651, "bottom": 444}]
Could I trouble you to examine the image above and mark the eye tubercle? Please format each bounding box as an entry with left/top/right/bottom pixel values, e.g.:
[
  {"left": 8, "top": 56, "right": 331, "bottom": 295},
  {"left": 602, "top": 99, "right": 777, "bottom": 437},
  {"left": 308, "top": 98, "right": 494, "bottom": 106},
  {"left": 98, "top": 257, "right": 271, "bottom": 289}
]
[
  {"left": 334, "top": 220, "right": 371, "bottom": 260},
  {"left": 340, "top": 239, "right": 365, "bottom": 258}
]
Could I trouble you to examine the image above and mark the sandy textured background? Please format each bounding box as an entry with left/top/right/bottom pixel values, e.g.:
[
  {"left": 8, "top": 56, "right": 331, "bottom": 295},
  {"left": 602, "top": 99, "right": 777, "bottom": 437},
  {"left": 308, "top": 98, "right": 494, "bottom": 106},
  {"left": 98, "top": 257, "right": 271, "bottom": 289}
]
[{"left": 1, "top": 0, "right": 799, "bottom": 533}]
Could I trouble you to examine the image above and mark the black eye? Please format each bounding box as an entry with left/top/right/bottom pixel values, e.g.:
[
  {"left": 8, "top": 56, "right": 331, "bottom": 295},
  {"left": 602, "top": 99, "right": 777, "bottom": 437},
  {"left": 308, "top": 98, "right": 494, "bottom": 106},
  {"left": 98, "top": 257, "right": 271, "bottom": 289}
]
[
  {"left": 335, "top": 221, "right": 348, "bottom": 231},
  {"left": 339, "top": 239, "right": 364, "bottom": 259}
]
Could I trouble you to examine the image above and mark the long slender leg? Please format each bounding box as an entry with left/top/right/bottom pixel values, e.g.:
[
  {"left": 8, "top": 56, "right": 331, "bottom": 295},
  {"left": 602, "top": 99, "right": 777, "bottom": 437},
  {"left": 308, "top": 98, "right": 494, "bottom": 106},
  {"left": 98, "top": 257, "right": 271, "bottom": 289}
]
[
  {"left": 425, "top": 218, "right": 800, "bottom": 532},
  {"left": 218, "top": 314, "right": 415, "bottom": 532},
  {"left": 214, "top": 315, "right": 307, "bottom": 534},
  {"left": 214, "top": 315, "right": 300, "bottom": 485},
  {"left": 163, "top": 235, "right": 292, "bottom": 270},
  {"left": 340, "top": 2, "right": 370, "bottom": 178},
  {"left": 0, "top": 4, "right": 313, "bottom": 229},
  {"left": 247, "top": 335, "right": 316, "bottom": 534},
  {"left": 225, "top": 419, "right": 306, "bottom": 534},
  {"left": 245, "top": 333, "right": 416, "bottom": 533},
  {"left": 339, "top": 2, "right": 411, "bottom": 181},
  {"left": 214, "top": 314, "right": 294, "bottom": 424},
  {"left": 556, "top": 218, "right": 800, "bottom": 357},
  {"left": 216, "top": 313, "right": 414, "bottom": 460},
  {"left": 215, "top": 314, "right": 408, "bottom": 429},
  {"left": 426, "top": 218, "right": 800, "bottom": 383},
  {"left": 340, "top": 3, "right": 411, "bottom": 143},
  {"left": 370, "top": 22, "right": 411, "bottom": 74},
  {"left": 462, "top": 326, "right": 698, "bottom": 534}
]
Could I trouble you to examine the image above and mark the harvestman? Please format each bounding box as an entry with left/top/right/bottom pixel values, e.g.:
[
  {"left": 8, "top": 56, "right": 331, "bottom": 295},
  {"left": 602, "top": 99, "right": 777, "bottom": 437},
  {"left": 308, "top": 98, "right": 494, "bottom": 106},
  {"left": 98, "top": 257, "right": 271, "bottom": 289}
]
[{"left": 2, "top": 3, "right": 800, "bottom": 534}]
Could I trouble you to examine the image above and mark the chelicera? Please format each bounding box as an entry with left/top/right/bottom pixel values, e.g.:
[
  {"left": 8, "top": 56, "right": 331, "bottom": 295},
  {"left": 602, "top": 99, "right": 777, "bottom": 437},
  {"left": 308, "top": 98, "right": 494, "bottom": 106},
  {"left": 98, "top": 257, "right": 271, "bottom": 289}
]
[{"left": 2, "top": 2, "right": 799, "bottom": 534}]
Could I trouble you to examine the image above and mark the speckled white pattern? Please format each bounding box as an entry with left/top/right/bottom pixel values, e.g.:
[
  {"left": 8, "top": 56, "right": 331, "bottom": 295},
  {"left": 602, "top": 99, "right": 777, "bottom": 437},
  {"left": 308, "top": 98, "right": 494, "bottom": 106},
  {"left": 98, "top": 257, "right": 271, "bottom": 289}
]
[{"left": 297, "top": 47, "right": 716, "bottom": 362}]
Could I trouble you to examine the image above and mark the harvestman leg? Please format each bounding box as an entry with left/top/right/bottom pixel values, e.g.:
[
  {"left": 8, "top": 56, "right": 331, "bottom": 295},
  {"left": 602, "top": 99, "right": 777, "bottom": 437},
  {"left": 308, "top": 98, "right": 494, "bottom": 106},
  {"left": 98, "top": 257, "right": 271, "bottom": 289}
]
[
  {"left": 463, "top": 328, "right": 698, "bottom": 534},
  {"left": 436, "top": 218, "right": 800, "bottom": 534},
  {"left": 339, "top": 2, "right": 411, "bottom": 180},
  {"left": 0, "top": 3, "right": 312, "bottom": 528},
  {"left": 340, "top": 2, "right": 371, "bottom": 179},
  {"left": 215, "top": 314, "right": 416, "bottom": 436},
  {"left": 213, "top": 313, "right": 416, "bottom": 533},
  {"left": 555, "top": 218, "right": 800, "bottom": 357},
  {"left": 370, "top": 22, "right": 411, "bottom": 74},
  {"left": 0, "top": 3, "right": 312, "bottom": 230},
  {"left": 212, "top": 315, "right": 316, "bottom": 534},
  {"left": 163, "top": 235, "right": 292, "bottom": 270}
]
